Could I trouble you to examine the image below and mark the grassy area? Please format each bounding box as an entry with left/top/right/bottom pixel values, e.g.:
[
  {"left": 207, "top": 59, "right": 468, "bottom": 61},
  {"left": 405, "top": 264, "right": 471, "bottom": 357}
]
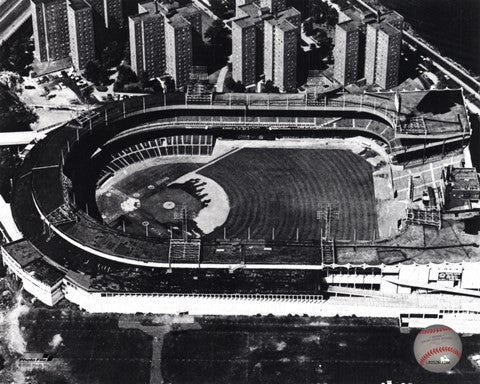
[
  {"left": 200, "top": 148, "right": 377, "bottom": 241},
  {"left": 20, "top": 309, "right": 152, "bottom": 384},
  {"left": 162, "top": 317, "right": 480, "bottom": 384}
]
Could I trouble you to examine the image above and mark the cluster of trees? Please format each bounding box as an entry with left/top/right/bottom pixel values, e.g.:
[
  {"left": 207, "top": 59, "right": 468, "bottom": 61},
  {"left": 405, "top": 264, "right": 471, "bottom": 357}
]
[
  {"left": 84, "top": 61, "right": 110, "bottom": 85},
  {"left": 113, "top": 63, "right": 138, "bottom": 92},
  {"left": 0, "top": 27, "right": 34, "bottom": 76},
  {"left": 0, "top": 82, "right": 37, "bottom": 133},
  {"left": 83, "top": 22, "right": 129, "bottom": 86},
  {"left": 224, "top": 77, "right": 245, "bottom": 92},
  {"left": 309, "top": 0, "right": 339, "bottom": 26},
  {"left": 209, "top": 0, "right": 234, "bottom": 19},
  {"left": 263, "top": 80, "right": 279, "bottom": 93},
  {"left": 301, "top": 1, "right": 337, "bottom": 63},
  {"left": 204, "top": 19, "right": 231, "bottom": 71}
]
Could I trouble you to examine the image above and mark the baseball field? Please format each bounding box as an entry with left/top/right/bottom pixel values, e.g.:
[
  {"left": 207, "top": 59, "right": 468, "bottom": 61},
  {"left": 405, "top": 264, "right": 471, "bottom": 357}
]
[{"left": 96, "top": 146, "right": 378, "bottom": 242}]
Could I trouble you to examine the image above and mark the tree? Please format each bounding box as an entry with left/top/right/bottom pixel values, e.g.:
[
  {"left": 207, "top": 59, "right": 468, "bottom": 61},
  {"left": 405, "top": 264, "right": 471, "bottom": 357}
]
[
  {"left": 205, "top": 19, "right": 230, "bottom": 50},
  {"left": 0, "top": 84, "right": 38, "bottom": 132},
  {"left": 264, "top": 80, "right": 279, "bottom": 93},
  {"left": 310, "top": 0, "right": 338, "bottom": 26},
  {"left": 0, "top": 29, "right": 34, "bottom": 75},
  {"left": 205, "top": 19, "right": 231, "bottom": 69},
  {"left": 303, "top": 19, "right": 314, "bottom": 36},
  {"left": 163, "top": 77, "right": 175, "bottom": 93},
  {"left": 209, "top": 0, "right": 230, "bottom": 19},
  {"left": 114, "top": 64, "right": 138, "bottom": 91},
  {"left": 117, "top": 64, "right": 137, "bottom": 84},
  {"left": 140, "top": 71, "right": 150, "bottom": 88},
  {"left": 83, "top": 61, "right": 108, "bottom": 85},
  {"left": 326, "top": 8, "right": 339, "bottom": 26},
  {"left": 101, "top": 41, "right": 122, "bottom": 69},
  {"left": 225, "top": 77, "right": 245, "bottom": 93},
  {"left": 81, "top": 85, "right": 94, "bottom": 101}
]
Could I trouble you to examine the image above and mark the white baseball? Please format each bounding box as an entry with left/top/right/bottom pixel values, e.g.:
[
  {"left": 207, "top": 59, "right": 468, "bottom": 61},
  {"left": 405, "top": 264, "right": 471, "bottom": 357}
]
[{"left": 413, "top": 324, "right": 462, "bottom": 373}]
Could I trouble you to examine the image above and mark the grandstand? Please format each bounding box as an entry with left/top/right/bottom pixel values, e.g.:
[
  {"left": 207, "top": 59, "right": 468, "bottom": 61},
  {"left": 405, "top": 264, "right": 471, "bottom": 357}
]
[
  {"left": 3, "top": 89, "right": 480, "bottom": 318},
  {"left": 97, "top": 135, "right": 214, "bottom": 184},
  {"left": 6, "top": 90, "right": 470, "bottom": 267}
]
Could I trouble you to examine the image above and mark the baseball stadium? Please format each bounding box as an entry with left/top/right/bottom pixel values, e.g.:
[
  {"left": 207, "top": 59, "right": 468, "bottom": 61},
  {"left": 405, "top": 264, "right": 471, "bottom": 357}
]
[{"left": 3, "top": 89, "right": 480, "bottom": 327}]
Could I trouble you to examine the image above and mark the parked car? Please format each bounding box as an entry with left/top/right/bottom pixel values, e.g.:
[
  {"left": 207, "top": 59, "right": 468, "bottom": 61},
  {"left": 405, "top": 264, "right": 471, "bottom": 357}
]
[
  {"left": 24, "top": 85, "right": 35, "bottom": 90},
  {"left": 47, "top": 94, "right": 57, "bottom": 100}
]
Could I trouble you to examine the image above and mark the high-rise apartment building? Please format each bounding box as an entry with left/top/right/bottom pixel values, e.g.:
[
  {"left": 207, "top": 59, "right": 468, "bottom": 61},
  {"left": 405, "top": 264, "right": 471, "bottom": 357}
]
[
  {"left": 31, "top": 0, "right": 69, "bottom": 62},
  {"left": 232, "top": 1, "right": 300, "bottom": 90},
  {"left": 129, "top": 11, "right": 165, "bottom": 80},
  {"left": 264, "top": 18, "right": 297, "bottom": 92},
  {"left": 365, "top": 22, "right": 402, "bottom": 89},
  {"left": 87, "top": 0, "right": 124, "bottom": 29},
  {"left": 67, "top": 0, "right": 95, "bottom": 71},
  {"left": 232, "top": 18, "right": 257, "bottom": 87},
  {"left": 165, "top": 14, "right": 193, "bottom": 89},
  {"left": 333, "top": 5, "right": 404, "bottom": 89},
  {"left": 333, "top": 21, "right": 360, "bottom": 85},
  {"left": 128, "top": 1, "right": 201, "bottom": 89}
]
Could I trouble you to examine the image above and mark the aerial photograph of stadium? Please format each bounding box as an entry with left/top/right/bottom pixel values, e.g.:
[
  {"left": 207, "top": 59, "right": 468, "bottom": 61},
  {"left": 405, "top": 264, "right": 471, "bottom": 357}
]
[{"left": 0, "top": 0, "right": 479, "bottom": 383}]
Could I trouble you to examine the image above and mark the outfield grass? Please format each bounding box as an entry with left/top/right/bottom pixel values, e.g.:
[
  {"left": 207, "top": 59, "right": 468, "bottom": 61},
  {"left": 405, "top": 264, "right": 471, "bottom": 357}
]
[{"left": 200, "top": 148, "right": 377, "bottom": 241}]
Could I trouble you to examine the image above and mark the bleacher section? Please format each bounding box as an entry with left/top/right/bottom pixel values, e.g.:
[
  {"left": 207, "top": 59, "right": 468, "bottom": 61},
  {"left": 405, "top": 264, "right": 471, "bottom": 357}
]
[
  {"left": 98, "top": 135, "right": 214, "bottom": 183},
  {"left": 169, "top": 239, "right": 201, "bottom": 264}
]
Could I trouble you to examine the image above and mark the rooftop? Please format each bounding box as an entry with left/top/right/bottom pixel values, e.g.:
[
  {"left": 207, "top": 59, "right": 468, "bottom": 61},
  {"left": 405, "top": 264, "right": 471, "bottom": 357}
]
[
  {"left": 24, "top": 258, "right": 65, "bottom": 286},
  {"left": 265, "top": 17, "right": 296, "bottom": 32},
  {"left": 339, "top": 5, "right": 373, "bottom": 24},
  {"left": 166, "top": 12, "right": 190, "bottom": 27},
  {"left": 68, "top": 0, "right": 91, "bottom": 11},
  {"left": 129, "top": 11, "right": 162, "bottom": 22},
  {"left": 177, "top": 4, "right": 201, "bottom": 18},
  {"left": 233, "top": 16, "right": 256, "bottom": 29},
  {"left": 339, "top": 6, "right": 403, "bottom": 30},
  {"left": 32, "top": 0, "right": 65, "bottom": 4},
  {"left": 235, "top": 2, "right": 300, "bottom": 27},
  {"left": 369, "top": 21, "right": 401, "bottom": 37},
  {"left": 337, "top": 20, "right": 362, "bottom": 33},
  {"left": 446, "top": 167, "right": 480, "bottom": 191},
  {"left": 3, "top": 240, "right": 41, "bottom": 267}
]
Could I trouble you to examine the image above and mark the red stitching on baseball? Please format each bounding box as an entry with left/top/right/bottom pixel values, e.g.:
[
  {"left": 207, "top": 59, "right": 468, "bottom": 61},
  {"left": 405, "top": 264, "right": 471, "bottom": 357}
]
[
  {"left": 419, "top": 327, "right": 452, "bottom": 335},
  {"left": 419, "top": 346, "right": 461, "bottom": 366}
]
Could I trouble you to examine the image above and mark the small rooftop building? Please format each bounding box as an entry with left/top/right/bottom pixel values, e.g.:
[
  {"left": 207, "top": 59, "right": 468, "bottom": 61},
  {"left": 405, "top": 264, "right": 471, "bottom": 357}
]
[{"left": 441, "top": 166, "right": 480, "bottom": 214}]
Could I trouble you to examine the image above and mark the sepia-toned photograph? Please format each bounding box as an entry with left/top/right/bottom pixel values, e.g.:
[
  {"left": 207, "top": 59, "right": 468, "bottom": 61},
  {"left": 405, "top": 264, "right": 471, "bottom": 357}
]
[{"left": 0, "top": 0, "right": 479, "bottom": 383}]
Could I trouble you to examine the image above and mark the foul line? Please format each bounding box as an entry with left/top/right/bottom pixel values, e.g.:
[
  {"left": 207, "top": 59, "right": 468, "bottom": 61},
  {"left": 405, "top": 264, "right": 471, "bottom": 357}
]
[{"left": 188, "top": 146, "right": 244, "bottom": 174}]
